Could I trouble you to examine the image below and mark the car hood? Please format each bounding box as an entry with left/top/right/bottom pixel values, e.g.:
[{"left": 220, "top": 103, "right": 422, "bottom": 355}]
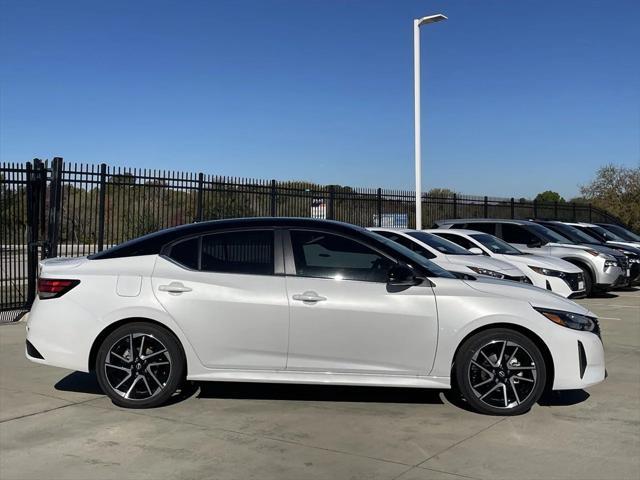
[
  {"left": 496, "top": 253, "right": 582, "bottom": 273},
  {"left": 462, "top": 277, "right": 593, "bottom": 316},
  {"left": 607, "top": 241, "right": 640, "bottom": 250},
  {"left": 444, "top": 254, "right": 523, "bottom": 274}
]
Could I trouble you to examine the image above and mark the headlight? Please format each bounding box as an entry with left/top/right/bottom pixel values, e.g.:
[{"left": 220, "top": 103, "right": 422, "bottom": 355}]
[
  {"left": 528, "top": 266, "right": 566, "bottom": 278},
  {"left": 533, "top": 307, "right": 597, "bottom": 332},
  {"left": 467, "top": 266, "right": 505, "bottom": 279},
  {"left": 604, "top": 259, "right": 618, "bottom": 268}
]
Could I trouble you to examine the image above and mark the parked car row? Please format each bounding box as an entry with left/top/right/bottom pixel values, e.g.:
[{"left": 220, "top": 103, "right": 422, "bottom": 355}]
[
  {"left": 26, "top": 217, "right": 609, "bottom": 416},
  {"left": 431, "top": 219, "right": 639, "bottom": 296}
]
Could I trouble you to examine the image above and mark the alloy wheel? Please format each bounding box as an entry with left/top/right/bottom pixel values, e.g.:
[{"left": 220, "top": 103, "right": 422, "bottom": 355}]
[
  {"left": 104, "top": 333, "right": 172, "bottom": 400},
  {"left": 468, "top": 339, "right": 538, "bottom": 409}
]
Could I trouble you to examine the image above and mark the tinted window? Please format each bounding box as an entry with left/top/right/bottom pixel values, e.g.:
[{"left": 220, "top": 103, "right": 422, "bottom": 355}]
[
  {"left": 169, "top": 237, "right": 199, "bottom": 269},
  {"left": 470, "top": 233, "right": 523, "bottom": 255},
  {"left": 374, "top": 231, "right": 436, "bottom": 259},
  {"left": 587, "top": 225, "right": 625, "bottom": 242},
  {"left": 406, "top": 231, "right": 473, "bottom": 255},
  {"left": 290, "top": 230, "right": 394, "bottom": 282},
  {"left": 540, "top": 222, "right": 598, "bottom": 243},
  {"left": 501, "top": 224, "right": 539, "bottom": 244},
  {"left": 599, "top": 224, "right": 640, "bottom": 242},
  {"left": 434, "top": 232, "right": 477, "bottom": 250},
  {"left": 464, "top": 223, "right": 496, "bottom": 235},
  {"left": 201, "top": 230, "right": 274, "bottom": 275}
]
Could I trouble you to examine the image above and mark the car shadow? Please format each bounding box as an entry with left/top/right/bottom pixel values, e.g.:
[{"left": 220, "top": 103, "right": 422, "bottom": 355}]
[
  {"left": 53, "top": 373, "right": 591, "bottom": 410},
  {"left": 54, "top": 371, "right": 103, "bottom": 395},
  {"left": 538, "top": 389, "right": 590, "bottom": 406},
  {"left": 196, "top": 381, "right": 445, "bottom": 405}
]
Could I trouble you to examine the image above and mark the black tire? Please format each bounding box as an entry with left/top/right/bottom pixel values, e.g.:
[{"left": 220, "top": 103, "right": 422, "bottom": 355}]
[
  {"left": 95, "top": 322, "right": 185, "bottom": 408},
  {"left": 454, "top": 328, "right": 546, "bottom": 416},
  {"left": 579, "top": 265, "right": 594, "bottom": 297}
]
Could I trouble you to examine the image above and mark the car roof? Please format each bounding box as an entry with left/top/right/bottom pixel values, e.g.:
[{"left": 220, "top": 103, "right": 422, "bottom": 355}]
[
  {"left": 435, "top": 218, "right": 532, "bottom": 225},
  {"left": 427, "top": 228, "right": 486, "bottom": 236},
  {"left": 91, "top": 217, "right": 368, "bottom": 259}
]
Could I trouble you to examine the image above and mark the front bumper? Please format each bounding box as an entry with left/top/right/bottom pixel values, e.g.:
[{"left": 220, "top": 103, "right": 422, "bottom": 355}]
[{"left": 551, "top": 329, "right": 605, "bottom": 390}]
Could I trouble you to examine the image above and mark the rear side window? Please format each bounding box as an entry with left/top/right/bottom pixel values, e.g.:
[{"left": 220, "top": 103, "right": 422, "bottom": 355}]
[
  {"left": 464, "top": 223, "right": 496, "bottom": 235},
  {"left": 201, "top": 230, "right": 274, "bottom": 275},
  {"left": 168, "top": 237, "right": 199, "bottom": 269},
  {"left": 501, "top": 224, "right": 538, "bottom": 244}
]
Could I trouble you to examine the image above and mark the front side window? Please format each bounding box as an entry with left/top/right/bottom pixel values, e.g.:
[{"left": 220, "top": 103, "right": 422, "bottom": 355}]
[
  {"left": 470, "top": 233, "right": 523, "bottom": 255},
  {"left": 290, "top": 230, "right": 394, "bottom": 282},
  {"left": 201, "top": 230, "right": 274, "bottom": 275},
  {"left": 434, "top": 232, "right": 477, "bottom": 251},
  {"left": 374, "top": 231, "right": 436, "bottom": 259},
  {"left": 406, "top": 231, "right": 473, "bottom": 255}
]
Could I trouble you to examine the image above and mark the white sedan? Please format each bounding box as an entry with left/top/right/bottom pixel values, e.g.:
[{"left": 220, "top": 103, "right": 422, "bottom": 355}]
[
  {"left": 429, "top": 229, "right": 586, "bottom": 298},
  {"left": 370, "top": 228, "right": 528, "bottom": 282},
  {"left": 26, "top": 218, "right": 605, "bottom": 415}
]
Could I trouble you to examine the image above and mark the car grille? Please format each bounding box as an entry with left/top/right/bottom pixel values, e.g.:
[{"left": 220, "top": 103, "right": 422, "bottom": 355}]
[
  {"left": 562, "top": 272, "right": 585, "bottom": 291},
  {"left": 616, "top": 256, "right": 629, "bottom": 269}
]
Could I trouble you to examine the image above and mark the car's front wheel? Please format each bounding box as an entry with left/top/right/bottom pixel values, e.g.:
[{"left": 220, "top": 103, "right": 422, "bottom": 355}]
[
  {"left": 95, "top": 322, "right": 185, "bottom": 408},
  {"left": 454, "top": 328, "right": 546, "bottom": 415}
]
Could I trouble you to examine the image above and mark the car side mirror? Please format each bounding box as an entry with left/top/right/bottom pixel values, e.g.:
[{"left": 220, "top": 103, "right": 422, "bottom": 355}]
[
  {"left": 527, "top": 239, "right": 543, "bottom": 248},
  {"left": 387, "top": 264, "right": 420, "bottom": 286},
  {"left": 468, "top": 247, "right": 484, "bottom": 255}
]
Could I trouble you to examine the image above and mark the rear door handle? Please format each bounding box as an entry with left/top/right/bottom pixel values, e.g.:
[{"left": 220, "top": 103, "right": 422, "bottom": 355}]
[
  {"left": 158, "top": 282, "right": 192, "bottom": 294},
  {"left": 292, "top": 291, "right": 327, "bottom": 303}
]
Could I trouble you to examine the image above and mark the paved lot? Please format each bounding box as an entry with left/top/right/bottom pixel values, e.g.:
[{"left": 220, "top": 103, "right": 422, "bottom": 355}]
[{"left": 1, "top": 291, "right": 638, "bottom": 480}]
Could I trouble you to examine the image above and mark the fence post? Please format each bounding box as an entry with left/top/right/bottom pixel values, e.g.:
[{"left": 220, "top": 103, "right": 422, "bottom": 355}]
[
  {"left": 453, "top": 193, "right": 457, "bottom": 219},
  {"left": 327, "top": 186, "right": 335, "bottom": 220},
  {"left": 194, "top": 172, "right": 204, "bottom": 222},
  {"left": 46, "top": 157, "right": 63, "bottom": 258},
  {"left": 572, "top": 202, "right": 577, "bottom": 221},
  {"left": 533, "top": 199, "right": 538, "bottom": 219},
  {"left": 589, "top": 203, "right": 592, "bottom": 222},
  {"left": 377, "top": 188, "right": 382, "bottom": 226},
  {"left": 270, "top": 179, "right": 277, "bottom": 217},
  {"left": 97, "top": 163, "right": 107, "bottom": 251},
  {"left": 25, "top": 162, "right": 37, "bottom": 307},
  {"left": 554, "top": 201, "right": 558, "bottom": 219},
  {"left": 510, "top": 197, "right": 515, "bottom": 219},
  {"left": 483, "top": 196, "right": 488, "bottom": 218}
]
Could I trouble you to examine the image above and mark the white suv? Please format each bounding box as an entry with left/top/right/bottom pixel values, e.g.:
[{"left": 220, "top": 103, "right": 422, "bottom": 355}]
[{"left": 434, "top": 219, "right": 626, "bottom": 296}]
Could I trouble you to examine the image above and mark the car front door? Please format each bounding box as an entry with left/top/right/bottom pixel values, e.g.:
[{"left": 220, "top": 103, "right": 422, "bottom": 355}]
[
  {"left": 152, "top": 229, "right": 289, "bottom": 370},
  {"left": 284, "top": 229, "right": 438, "bottom": 375}
]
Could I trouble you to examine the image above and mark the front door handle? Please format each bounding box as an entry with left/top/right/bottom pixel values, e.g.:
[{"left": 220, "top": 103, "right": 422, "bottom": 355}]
[
  {"left": 158, "top": 282, "right": 192, "bottom": 294},
  {"left": 292, "top": 291, "right": 327, "bottom": 303}
]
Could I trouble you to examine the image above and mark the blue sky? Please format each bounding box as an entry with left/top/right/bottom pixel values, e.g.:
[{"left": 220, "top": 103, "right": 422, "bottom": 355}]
[{"left": 1, "top": 0, "right": 638, "bottom": 198}]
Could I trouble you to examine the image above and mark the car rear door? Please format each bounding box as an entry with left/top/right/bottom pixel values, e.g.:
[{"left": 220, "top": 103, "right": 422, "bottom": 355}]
[
  {"left": 152, "top": 229, "right": 289, "bottom": 370},
  {"left": 283, "top": 228, "right": 438, "bottom": 375}
]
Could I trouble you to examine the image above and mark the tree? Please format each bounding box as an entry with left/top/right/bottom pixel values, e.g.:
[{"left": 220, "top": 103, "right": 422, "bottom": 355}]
[
  {"left": 580, "top": 164, "right": 640, "bottom": 231},
  {"left": 534, "top": 190, "right": 565, "bottom": 203}
]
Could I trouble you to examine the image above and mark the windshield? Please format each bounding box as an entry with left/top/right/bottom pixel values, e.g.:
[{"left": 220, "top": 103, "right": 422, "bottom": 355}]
[
  {"left": 470, "top": 233, "right": 523, "bottom": 255},
  {"left": 406, "top": 231, "right": 474, "bottom": 255},
  {"left": 527, "top": 223, "right": 572, "bottom": 244},
  {"left": 587, "top": 225, "right": 626, "bottom": 242},
  {"left": 364, "top": 231, "right": 456, "bottom": 278},
  {"left": 543, "top": 223, "right": 600, "bottom": 244},
  {"left": 599, "top": 224, "right": 640, "bottom": 242}
]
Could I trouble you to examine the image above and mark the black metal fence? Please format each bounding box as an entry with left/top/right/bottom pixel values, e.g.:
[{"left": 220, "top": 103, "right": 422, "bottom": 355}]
[{"left": 0, "top": 158, "right": 627, "bottom": 321}]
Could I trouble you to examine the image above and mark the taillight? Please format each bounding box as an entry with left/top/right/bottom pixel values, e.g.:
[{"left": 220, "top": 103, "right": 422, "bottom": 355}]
[{"left": 37, "top": 278, "right": 80, "bottom": 299}]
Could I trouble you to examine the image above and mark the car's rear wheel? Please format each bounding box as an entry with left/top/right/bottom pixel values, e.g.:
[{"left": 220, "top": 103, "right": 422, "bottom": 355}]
[
  {"left": 454, "top": 328, "right": 546, "bottom": 415},
  {"left": 95, "top": 322, "right": 185, "bottom": 408}
]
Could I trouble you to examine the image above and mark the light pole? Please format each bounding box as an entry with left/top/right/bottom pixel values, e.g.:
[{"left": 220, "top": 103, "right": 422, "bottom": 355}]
[{"left": 414, "top": 13, "right": 446, "bottom": 230}]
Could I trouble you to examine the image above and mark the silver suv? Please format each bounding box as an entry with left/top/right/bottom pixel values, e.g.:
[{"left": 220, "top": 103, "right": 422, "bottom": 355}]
[{"left": 434, "top": 219, "right": 628, "bottom": 296}]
